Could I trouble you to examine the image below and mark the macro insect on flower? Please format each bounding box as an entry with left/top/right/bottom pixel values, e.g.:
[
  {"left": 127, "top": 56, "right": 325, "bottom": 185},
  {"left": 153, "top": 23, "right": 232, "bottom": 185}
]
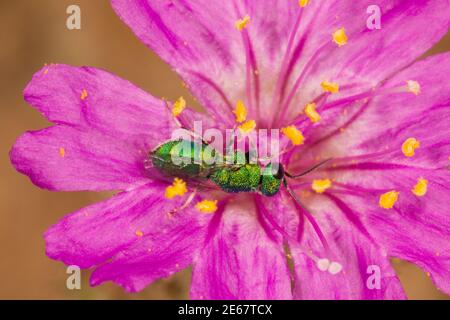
[{"left": 10, "top": 0, "right": 450, "bottom": 299}]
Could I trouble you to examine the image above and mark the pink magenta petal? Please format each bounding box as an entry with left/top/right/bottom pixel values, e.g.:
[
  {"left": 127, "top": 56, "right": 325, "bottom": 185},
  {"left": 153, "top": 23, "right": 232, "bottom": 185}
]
[
  {"left": 45, "top": 181, "right": 211, "bottom": 277},
  {"left": 11, "top": 64, "right": 210, "bottom": 191},
  {"left": 190, "top": 196, "right": 292, "bottom": 299},
  {"left": 289, "top": 196, "right": 406, "bottom": 300}
]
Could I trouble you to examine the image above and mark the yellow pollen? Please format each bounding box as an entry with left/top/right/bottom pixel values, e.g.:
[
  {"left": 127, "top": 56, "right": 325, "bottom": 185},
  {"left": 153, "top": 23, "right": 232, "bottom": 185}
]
[
  {"left": 135, "top": 230, "right": 144, "bottom": 237},
  {"left": 235, "top": 15, "right": 250, "bottom": 31},
  {"left": 238, "top": 119, "right": 256, "bottom": 134},
  {"left": 59, "top": 147, "right": 65, "bottom": 157},
  {"left": 172, "top": 96, "right": 186, "bottom": 117},
  {"left": 402, "top": 137, "right": 420, "bottom": 157},
  {"left": 299, "top": 0, "right": 310, "bottom": 7},
  {"left": 281, "top": 125, "right": 305, "bottom": 146},
  {"left": 165, "top": 178, "right": 188, "bottom": 199},
  {"left": 412, "top": 178, "right": 428, "bottom": 197},
  {"left": 80, "top": 89, "right": 88, "bottom": 100},
  {"left": 406, "top": 80, "right": 421, "bottom": 95},
  {"left": 332, "top": 28, "right": 348, "bottom": 46},
  {"left": 304, "top": 103, "right": 321, "bottom": 123},
  {"left": 312, "top": 179, "right": 332, "bottom": 193},
  {"left": 321, "top": 81, "right": 339, "bottom": 94},
  {"left": 233, "top": 100, "right": 247, "bottom": 123},
  {"left": 195, "top": 199, "right": 218, "bottom": 213},
  {"left": 379, "top": 190, "right": 399, "bottom": 209}
]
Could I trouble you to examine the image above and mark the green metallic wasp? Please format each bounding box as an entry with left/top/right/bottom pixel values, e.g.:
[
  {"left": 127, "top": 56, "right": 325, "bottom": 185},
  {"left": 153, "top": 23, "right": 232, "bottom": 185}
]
[{"left": 149, "top": 135, "right": 331, "bottom": 206}]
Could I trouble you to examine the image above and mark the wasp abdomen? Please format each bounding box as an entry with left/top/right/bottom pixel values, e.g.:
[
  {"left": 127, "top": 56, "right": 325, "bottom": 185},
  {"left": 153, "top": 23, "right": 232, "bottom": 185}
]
[
  {"left": 210, "top": 164, "right": 261, "bottom": 193},
  {"left": 150, "top": 139, "right": 214, "bottom": 178}
]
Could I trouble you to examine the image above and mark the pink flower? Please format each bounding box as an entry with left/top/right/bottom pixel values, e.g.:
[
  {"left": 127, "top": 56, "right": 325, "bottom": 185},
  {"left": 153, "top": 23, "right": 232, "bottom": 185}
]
[{"left": 10, "top": 0, "right": 450, "bottom": 299}]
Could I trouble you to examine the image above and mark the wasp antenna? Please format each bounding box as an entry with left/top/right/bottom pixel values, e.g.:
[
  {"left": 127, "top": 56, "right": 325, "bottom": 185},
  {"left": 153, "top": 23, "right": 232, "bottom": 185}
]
[
  {"left": 283, "top": 179, "right": 329, "bottom": 251},
  {"left": 285, "top": 158, "right": 333, "bottom": 179}
]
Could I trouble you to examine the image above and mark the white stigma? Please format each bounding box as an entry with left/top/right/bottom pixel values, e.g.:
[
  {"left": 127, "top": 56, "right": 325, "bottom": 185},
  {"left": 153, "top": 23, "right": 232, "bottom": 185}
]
[
  {"left": 317, "top": 258, "right": 343, "bottom": 275},
  {"left": 328, "top": 262, "right": 343, "bottom": 275},
  {"left": 316, "top": 258, "right": 331, "bottom": 271}
]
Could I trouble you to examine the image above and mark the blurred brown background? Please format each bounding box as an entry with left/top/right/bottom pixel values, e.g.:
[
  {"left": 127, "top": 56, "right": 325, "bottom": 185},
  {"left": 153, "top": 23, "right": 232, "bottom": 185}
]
[{"left": 0, "top": 1, "right": 448, "bottom": 299}]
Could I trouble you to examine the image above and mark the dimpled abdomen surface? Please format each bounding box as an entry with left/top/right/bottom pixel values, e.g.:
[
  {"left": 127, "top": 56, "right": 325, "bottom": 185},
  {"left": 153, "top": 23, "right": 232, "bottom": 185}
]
[{"left": 211, "top": 164, "right": 261, "bottom": 193}]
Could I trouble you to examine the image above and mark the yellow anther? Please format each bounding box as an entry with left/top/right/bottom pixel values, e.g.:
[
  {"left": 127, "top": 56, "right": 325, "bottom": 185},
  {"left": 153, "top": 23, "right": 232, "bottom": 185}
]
[
  {"left": 233, "top": 100, "right": 247, "bottom": 123},
  {"left": 412, "top": 178, "right": 428, "bottom": 197},
  {"left": 321, "top": 81, "right": 339, "bottom": 94},
  {"left": 304, "top": 102, "right": 321, "bottom": 123},
  {"left": 238, "top": 119, "right": 256, "bottom": 134},
  {"left": 235, "top": 15, "right": 250, "bottom": 31},
  {"left": 281, "top": 125, "right": 305, "bottom": 146},
  {"left": 332, "top": 28, "right": 348, "bottom": 46},
  {"left": 402, "top": 137, "right": 420, "bottom": 157},
  {"left": 80, "top": 89, "right": 88, "bottom": 100},
  {"left": 172, "top": 96, "right": 186, "bottom": 117},
  {"left": 165, "top": 178, "right": 188, "bottom": 199},
  {"left": 379, "top": 190, "right": 399, "bottom": 209},
  {"left": 312, "top": 179, "right": 332, "bottom": 194},
  {"left": 59, "top": 147, "right": 65, "bottom": 158},
  {"left": 299, "top": 0, "right": 310, "bottom": 7},
  {"left": 406, "top": 80, "right": 421, "bottom": 95},
  {"left": 195, "top": 199, "right": 218, "bottom": 213},
  {"left": 135, "top": 230, "right": 144, "bottom": 237}
]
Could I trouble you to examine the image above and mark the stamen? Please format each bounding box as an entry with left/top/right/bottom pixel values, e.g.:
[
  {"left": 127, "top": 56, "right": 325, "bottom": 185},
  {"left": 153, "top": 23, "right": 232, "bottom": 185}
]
[
  {"left": 312, "top": 179, "right": 332, "bottom": 193},
  {"left": 238, "top": 119, "right": 256, "bottom": 134},
  {"left": 402, "top": 137, "right": 420, "bottom": 157},
  {"left": 135, "top": 230, "right": 144, "bottom": 237},
  {"left": 235, "top": 15, "right": 250, "bottom": 31},
  {"left": 412, "top": 177, "right": 428, "bottom": 197},
  {"left": 332, "top": 28, "right": 348, "bottom": 46},
  {"left": 321, "top": 81, "right": 339, "bottom": 94},
  {"left": 406, "top": 80, "right": 421, "bottom": 95},
  {"left": 379, "top": 190, "right": 399, "bottom": 209},
  {"left": 165, "top": 178, "right": 188, "bottom": 199},
  {"left": 195, "top": 199, "right": 218, "bottom": 213},
  {"left": 172, "top": 97, "right": 186, "bottom": 117},
  {"left": 233, "top": 100, "right": 247, "bottom": 123},
  {"left": 304, "top": 102, "right": 321, "bottom": 123},
  {"left": 80, "top": 89, "right": 88, "bottom": 100},
  {"left": 281, "top": 125, "right": 305, "bottom": 146},
  {"left": 59, "top": 147, "right": 65, "bottom": 158},
  {"left": 299, "top": 0, "right": 310, "bottom": 7}
]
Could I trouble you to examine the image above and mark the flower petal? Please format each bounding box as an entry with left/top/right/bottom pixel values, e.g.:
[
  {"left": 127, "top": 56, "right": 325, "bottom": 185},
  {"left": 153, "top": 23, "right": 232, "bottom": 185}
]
[
  {"left": 297, "top": 51, "right": 450, "bottom": 293},
  {"left": 13, "top": 64, "right": 210, "bottom": 191},
  {"left": 45, "top": 181, "right": 208, "bottom": 273},
  {"left": 190, "top": 196, "right": 292, "bottom": 299},
  {"left": 110, "top": 0, "right": 300, "bottom": 125},
  {"left": 10, "top": 125, "right": 148, "bottom": 191},
  {"left": 277, "top": 0, "right": 449, "bottom": 125},
  {"left": 289, "top": 196, "right": 406, "bottom": 299},
  {"left": 89, "top": 197, "right": 211, "bottom": 293},
  {"left": 24, "top": 64, "right": 176, "bottom": 138}
]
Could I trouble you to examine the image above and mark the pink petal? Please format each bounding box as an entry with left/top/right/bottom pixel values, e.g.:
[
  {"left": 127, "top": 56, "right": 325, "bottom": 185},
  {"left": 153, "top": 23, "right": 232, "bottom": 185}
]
[
  {"left": 45, "top": 181, "right": 208, "bottom": 273},
  {"left": 110, "top": 0, "right": 300, "bottom": 126},
  {"left": 289, "top": 196, "right": 406, "bottom": 299},
  {"left": 12, "top": 64, "right": 208, "bottom": 191},
  {"left": 10, "top": 125, "right": 148, "bottom": 191},
  {"left": 190, "top": 196, "right": 292, "bottom": 299}
]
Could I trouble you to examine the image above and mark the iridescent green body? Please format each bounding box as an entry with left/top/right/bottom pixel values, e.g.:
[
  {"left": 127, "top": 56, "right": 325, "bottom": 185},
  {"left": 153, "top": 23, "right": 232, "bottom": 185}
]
[{"left": 150, "top": 139, "right": 282, "bottom": 196}]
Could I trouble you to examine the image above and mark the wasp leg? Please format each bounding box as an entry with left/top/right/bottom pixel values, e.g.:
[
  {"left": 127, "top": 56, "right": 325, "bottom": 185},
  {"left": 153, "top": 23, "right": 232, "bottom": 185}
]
[
  {"left": 164, "top": 100, "right": 208, "bottom": 144},
  {"left": 285, "top": 158, "right": 332, "bottom": 179},
  {"left": 167, "top": 188, "right": 197, "bottom": 218}
]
